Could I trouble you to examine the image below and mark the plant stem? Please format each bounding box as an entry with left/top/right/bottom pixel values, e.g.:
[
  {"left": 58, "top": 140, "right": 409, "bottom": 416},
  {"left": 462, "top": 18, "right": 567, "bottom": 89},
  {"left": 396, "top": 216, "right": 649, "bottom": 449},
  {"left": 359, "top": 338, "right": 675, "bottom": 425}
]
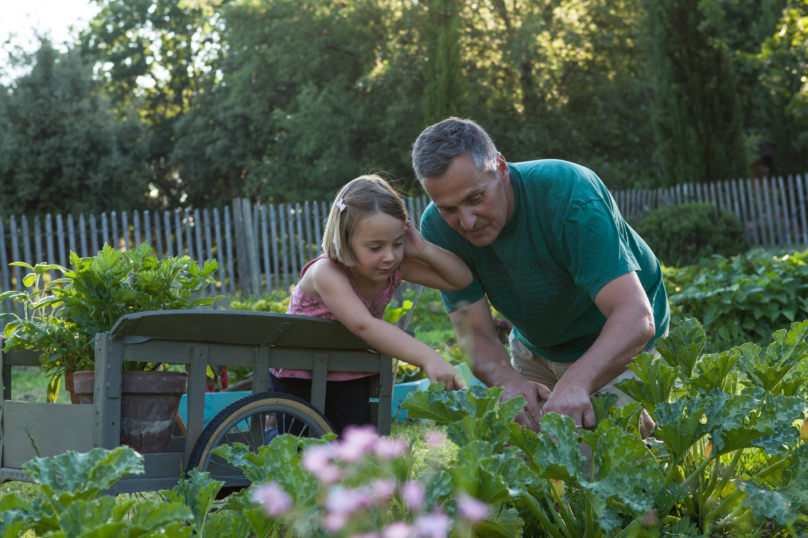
[
  {"left": 753, "top": 458, "right": 785, "bottom": 480},
  {"left": 520, "top": 493, "right": 566, "bottom": 538},
  {"left": 714, "top": 508, "right": 753, "bottom": 531},
  {"left": 611, "top": 520, "right": 640, "bottom": 538},
  {"left": 705, "top": 450, "right": 742, "bottom": 505},
  {"left": 542, "top": 492, "right": 571, "bottom": 537},
  {"left": 680, "top": 456, "right": 713, "bottom": 491},
  {"left": 705, "top": 488, "right": 743, "bottom": 523}
]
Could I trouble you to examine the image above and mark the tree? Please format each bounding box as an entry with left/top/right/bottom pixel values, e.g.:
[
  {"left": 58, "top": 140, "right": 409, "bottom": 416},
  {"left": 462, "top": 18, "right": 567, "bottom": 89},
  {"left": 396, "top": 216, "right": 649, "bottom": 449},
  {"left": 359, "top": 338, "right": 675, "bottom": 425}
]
[
  {"left": 645, "top": 0, "right": 748, "bottom": 186},
  {"left": 422, "top": 0, "right": 465, "bottom": 126},
  {"left": 0, "top": 41, "right": 148, "bottom": 215}
]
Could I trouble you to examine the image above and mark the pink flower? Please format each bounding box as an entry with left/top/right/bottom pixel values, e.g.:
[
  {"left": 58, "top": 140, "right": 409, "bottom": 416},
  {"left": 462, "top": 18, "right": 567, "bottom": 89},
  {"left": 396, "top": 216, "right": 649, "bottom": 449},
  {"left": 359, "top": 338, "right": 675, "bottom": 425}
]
[
  {"left": 338, "top": 425, "right": 379, "bottom": 462},
  {"left": 413, "top": 511, "right": 452, "bottom": 538},
  {"left": 401, "top": 481, "right": 425, "bottom": 512},
  {"left": 374, "top": 438, "right": 407, "bottom": 460},
  {"left": 250, "top": 482, "right": 293, "bottom": 517},
  {"left": 382, "top": 521, "right": 413, "bottom": 538},
  {"left": 302, "top": 444, "right": 341, "bottom": 485},
  {"left": 424, "top": 430, "right": 445, "bottom": 447},
  {"left": 456, "top": 493, "right": 490, "bottom": 523},
  {"left": 325, "top": 486, "right": 372, "bottom": 514},
  {"left": 324, "top": 511, "right": 349, "bottom": 533},
  {"left": 371, "top": 478, "right": 397, "bottom": 501}
]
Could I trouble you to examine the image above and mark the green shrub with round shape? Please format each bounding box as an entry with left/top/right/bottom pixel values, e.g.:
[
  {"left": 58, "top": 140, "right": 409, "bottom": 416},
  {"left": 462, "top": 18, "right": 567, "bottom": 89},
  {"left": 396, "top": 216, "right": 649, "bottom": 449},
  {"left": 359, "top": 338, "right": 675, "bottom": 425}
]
[{"left": 633, "top": 202, "right": 749, "bottom": 267}]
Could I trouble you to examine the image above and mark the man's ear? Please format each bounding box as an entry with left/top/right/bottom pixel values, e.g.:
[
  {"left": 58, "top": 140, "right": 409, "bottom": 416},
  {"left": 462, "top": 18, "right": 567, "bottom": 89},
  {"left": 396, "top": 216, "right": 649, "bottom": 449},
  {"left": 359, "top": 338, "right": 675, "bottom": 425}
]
[{"left": 496, "top": 152, "right": 509, "bottom": 182}]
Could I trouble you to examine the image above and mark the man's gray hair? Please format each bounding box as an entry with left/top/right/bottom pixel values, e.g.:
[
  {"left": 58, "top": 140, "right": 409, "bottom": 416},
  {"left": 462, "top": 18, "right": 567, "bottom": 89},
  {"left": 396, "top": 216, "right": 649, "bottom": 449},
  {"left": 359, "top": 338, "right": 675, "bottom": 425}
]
[{"left": 411, "top": 117, "right": 499, "bottom": 183}]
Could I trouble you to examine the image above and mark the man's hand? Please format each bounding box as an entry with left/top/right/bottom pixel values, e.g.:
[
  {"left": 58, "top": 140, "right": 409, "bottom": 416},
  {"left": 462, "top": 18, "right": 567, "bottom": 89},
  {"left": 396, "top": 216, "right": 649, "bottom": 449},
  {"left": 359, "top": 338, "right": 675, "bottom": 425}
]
[
  {"left": 500, "top": 375, "right": 552, "bottom": 431},
  {"left": 541, "top": 382, "right": 597, "bottom": 430}
]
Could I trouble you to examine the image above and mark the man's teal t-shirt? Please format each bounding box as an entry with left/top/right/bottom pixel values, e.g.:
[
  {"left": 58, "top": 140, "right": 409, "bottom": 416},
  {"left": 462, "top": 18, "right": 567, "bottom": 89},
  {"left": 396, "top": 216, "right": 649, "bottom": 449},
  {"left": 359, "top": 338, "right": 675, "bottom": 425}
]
[{"left": 420, "top": 159, "right": 669, "bottom": 363}]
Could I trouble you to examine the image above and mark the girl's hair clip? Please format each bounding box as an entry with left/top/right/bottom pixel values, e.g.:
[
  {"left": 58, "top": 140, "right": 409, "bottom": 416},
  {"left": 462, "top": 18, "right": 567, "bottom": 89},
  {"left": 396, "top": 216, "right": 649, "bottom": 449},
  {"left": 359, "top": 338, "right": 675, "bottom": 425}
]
[{"left": 337, "top": 199, "right": 347, "bottom": 212}]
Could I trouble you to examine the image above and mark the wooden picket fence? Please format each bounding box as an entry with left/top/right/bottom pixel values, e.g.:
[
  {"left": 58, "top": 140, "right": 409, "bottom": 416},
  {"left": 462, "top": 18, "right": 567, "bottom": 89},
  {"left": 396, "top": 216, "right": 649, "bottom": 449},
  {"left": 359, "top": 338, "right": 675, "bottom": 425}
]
[
  {"left": 0, "top": 174, "right": 805, "bottom": 319},
  {"left": 613, "top": 175, "right": 808, "bottom": 250},
  {"left": 0, "top": 196, "right": 433, "bottom": 318}
]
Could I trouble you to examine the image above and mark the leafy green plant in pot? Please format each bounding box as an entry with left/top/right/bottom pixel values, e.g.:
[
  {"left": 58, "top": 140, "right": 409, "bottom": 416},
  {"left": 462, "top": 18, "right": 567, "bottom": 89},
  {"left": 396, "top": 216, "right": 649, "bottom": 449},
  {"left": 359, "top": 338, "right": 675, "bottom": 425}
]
[{"left": 2, "top": 243, "right": 223, "bottom": 452}]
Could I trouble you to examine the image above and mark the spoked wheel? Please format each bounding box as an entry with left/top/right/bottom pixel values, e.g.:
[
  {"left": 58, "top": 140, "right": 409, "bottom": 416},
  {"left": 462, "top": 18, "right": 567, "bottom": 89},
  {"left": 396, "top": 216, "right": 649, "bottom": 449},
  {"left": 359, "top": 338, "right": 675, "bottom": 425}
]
[{"left": 187, "top": 392, "right": 333, "bottom": 492}]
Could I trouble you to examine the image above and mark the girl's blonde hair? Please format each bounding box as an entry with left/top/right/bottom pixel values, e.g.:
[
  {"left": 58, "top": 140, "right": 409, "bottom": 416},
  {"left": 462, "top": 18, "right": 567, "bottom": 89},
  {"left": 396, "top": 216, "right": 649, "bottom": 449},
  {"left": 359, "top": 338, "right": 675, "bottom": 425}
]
[{"left": 322, "top": 175, "right": 409, "bottom": 267}]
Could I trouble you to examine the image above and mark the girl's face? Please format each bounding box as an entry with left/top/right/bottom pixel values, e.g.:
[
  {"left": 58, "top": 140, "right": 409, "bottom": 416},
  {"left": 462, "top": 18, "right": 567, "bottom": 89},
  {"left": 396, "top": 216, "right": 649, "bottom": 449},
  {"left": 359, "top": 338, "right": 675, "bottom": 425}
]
[{"left": 347, "top": 211, "right": 405, "bottom": 284}]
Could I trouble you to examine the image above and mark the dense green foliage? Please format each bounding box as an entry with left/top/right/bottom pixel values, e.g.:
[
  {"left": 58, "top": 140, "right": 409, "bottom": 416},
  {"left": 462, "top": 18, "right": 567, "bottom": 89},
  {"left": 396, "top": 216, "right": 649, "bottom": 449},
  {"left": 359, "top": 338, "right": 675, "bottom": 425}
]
[
  {"left": 665, "top": 249, "right": 808, "bottom": 352},
  {"left": 645, "top": 0, "right": 748, "bottom": 186},
  {"left": 0, "top": 42, "right": 148, "bottom": 214},
  {"left": 3, "top": 319, "right": 808, "bottom": 536},
  {"left": 2, "top": 243, "right": 222, "bottom": 400},
  {"left": 633, "top": 202, "right": 749, "bottom": 266}
]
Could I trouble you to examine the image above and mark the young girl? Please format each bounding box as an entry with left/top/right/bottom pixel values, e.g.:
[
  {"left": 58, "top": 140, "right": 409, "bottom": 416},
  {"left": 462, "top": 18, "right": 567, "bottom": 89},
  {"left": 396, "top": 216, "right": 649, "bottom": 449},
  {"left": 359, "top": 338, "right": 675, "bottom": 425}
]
[{"left": 271, "top": 175, "right": 472, "bottom": 435}]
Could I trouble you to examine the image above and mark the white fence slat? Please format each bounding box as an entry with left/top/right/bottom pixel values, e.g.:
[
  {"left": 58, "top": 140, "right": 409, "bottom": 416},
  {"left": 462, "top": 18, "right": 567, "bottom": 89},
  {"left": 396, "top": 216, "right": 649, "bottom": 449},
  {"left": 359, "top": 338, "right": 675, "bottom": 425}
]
[
  {"left": 172, "top": 209, "right": 181, "bottom": 256},
  {"left": 143, "top": 210, "right": 152, "bottom": 255},
  {"left": 270, "top": 204, "right": 280, "bottom": 291},
  {"left": 194, "top": 208, "right": 206, "bottom": 298},
  {"left": 67, "top": 214, "right": 76, "bottom": 258},
  {"left": 10, "top": 217, "right": 22, "bottom": 315},
  {"left": 111, "top": 211, "right": 119, "bottom": 250},
  {"left": 799, "top": 175, "right": 808, "bottom": 248},
  {"left": 313, "top": 200, "right": 323, "bottom": 256},
  {"left": 279, "top": 204, "right": 290, "bottom": 291},
  {"left": 762, "top": 177, "right": 776, "bottom": 247},
  {"left": 34, "top": 216, "right": 43, "bottom": 265},
  {"left": 260, "top": 205, "right": 272, "bottom": 294},
  {"left": 101, "top": 212, "right": 109, "bottom": 249},
  {"left": 21, "top": 216, "right": 31, "bottom": 266},
  {"left": 778, "top": 176, "right": 792, "bottom": 248},
  {"left": 251, "top": 203, "right": 263, "bottom": 297},
  {"left": 788, "top": 176, "right": 799, "bottom": 248},
  {"left": 212, "top": 208, "right": 227, "bottom": 306},
  {"left": 751, "top": 179, "right": 765, "bottom": 247},
  {"left": 121, "top": 211, "right": 130, "bottom": 251},
  {"left": 133, "top": 211, "right": 141, "bottom": 248},
  {"left": 184, "top": 208, "right": 194, "bottom": 263},
  {"left": 90, "top": 214, "right": 99, "bottom": 254},
  {"left": 79, "top": 214, "right": 88, "bottom": 257},
  {"left": 56, "top": 214, "right": 66, "bottom": 269},
  {"left": 162, "top": 212, "right": 172, "bottom": 257},
  {"left": 295, "top": 203, "right": 305, "bottom": 274},
  {"left": 202, "top": 208, "right": 215, "bottom": 299},
  {"left": 223, "top": 205, "right": 236, "bottom": 298},
  {"left": 731, "top": 180, "right": 746, "bottom": 242},
  {"left": 0, "top": 219, "right": 9, "bottom": 312},
  {"left": 302, "top": 201, "right": 312, "bottom": 261},
  {"left": 152, "top": 211, "right": 163, "bottom": 260},
  {"left": 769, "top": 177, "right": 783, "bottom": 246},
  {"left": 46, "top": 215, "right": 56, "bottom": 280}
]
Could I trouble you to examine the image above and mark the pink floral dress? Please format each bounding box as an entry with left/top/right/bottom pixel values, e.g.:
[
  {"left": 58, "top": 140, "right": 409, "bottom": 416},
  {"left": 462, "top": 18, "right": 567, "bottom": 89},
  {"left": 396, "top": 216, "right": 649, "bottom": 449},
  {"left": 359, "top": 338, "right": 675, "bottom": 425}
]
[{"left": 271, "top": 254, "right": 403, "bottom": 381}]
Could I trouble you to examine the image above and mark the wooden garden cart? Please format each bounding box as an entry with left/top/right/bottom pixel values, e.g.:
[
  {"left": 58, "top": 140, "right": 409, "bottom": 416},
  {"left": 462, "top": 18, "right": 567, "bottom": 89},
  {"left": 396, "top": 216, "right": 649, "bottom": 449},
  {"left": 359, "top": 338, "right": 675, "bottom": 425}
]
[{"left": 0, "top": 310, "right": 393, "bottom": 493}]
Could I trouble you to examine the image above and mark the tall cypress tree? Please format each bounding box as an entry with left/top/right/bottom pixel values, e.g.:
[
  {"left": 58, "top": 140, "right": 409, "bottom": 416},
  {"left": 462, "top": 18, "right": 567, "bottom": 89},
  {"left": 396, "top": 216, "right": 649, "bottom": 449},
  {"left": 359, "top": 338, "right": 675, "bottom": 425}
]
[
  {"left": 646, "top": 0, "right": 747, "bottom": 185},
  {"left": 422, "top": 0, "right": 464, "bottom": 126}
]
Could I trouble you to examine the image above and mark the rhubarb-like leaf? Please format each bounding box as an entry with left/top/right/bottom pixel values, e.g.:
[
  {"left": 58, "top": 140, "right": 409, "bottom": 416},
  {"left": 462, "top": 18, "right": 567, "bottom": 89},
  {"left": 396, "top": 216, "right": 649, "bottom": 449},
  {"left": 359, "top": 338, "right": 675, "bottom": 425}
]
[
  {"left": 529, "top": 413, "right": 586, "bottom": 484},
  {"left": 654, "top": 317, "right": 705, "bottom": 379},
  {"left": 475, "top": 506, "right": 524, "bottom": 538},
  {"left": 615, "top": 353, "right": 677, "bottom": 415}
]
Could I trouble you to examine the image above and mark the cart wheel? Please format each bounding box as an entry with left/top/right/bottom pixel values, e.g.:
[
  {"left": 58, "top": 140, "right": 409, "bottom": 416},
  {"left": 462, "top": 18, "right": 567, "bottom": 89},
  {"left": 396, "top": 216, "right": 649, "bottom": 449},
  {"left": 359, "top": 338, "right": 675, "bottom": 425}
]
[{"left": 187, "top": 392, "right": 334, "bottom": 482}]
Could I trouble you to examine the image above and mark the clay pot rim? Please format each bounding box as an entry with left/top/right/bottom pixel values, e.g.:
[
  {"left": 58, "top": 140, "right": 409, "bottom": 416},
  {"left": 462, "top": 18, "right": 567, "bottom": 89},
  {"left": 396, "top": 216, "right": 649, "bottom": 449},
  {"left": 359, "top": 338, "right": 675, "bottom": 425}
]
[{"left": 72, "top": 370, "right": 188, "bottom": 395}]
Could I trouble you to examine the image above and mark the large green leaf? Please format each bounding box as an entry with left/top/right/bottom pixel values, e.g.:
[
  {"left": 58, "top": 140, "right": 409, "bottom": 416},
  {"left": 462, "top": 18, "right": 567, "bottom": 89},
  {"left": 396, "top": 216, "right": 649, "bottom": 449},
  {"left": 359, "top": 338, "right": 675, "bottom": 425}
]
[
  {"left": 740, "top": 444, "right": 808, "bottom": 525},
  {"left": 689, "top": 348, "right": 741, "bottom": 393},
  {"left": 653, "top": 397, "right": 710, "bottom": 462},
  {"left": 22, "top": 447, "right": 144, "bottom": 512},
  {"left": 529, "top": 413, "right": 586, "bottom": 484},
  {"left": 401, "top": 383, "right": 491, "bottom": 424},
  {"left": 475, "top": 506, "right": 524, "bottom": 538},
  {"left": 128, "top": 502, "right": 193, "bottom": 538},
  {"left": 161, "top": 469, "right": 222, "bottom": 533},
  {"left": 615, "top": 352, "right": 678, "bottom": 415},
  {"left": 738, "top": 321, "right": 808, "bottom": 393},
  {"left": 55, "top": 497, "right": 132, "bottom": 538},
  {"left": 654, "top": 317, "right": 705, "bottom": 379},
  {"left": 200, "top": 512, "right": 253, "bottom": 538}
]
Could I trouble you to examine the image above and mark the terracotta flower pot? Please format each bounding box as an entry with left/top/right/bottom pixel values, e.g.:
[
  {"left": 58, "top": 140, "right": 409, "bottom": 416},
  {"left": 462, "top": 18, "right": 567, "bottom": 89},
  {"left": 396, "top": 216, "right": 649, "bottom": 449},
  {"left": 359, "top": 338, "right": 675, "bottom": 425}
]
[
  {"left": 72, "top": 370, "right": 188, "bottom": 454},
  {"left": 64, "top": 371, "right": 84, "bottom": 405}
]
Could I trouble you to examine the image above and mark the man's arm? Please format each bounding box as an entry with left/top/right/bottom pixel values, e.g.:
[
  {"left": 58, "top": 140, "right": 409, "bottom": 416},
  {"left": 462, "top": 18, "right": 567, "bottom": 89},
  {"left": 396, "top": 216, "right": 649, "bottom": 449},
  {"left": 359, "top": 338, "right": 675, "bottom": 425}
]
[
  {"left": 449, "top": 297, "right": 551, "bottom": 431},
  {"left": 542, "top": 271, "right": 656, "bottom": 428}
]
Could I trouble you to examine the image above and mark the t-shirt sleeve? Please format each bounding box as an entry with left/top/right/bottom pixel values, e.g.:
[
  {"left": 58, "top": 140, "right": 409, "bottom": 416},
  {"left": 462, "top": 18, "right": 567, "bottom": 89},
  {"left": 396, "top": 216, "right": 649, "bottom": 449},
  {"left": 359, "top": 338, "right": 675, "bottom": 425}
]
[
  {"left": 420, "top": 210, "right": 486, "bottom": 313},
  {"left": 558, "top": 200, "right": 640, "bottom": 300}
]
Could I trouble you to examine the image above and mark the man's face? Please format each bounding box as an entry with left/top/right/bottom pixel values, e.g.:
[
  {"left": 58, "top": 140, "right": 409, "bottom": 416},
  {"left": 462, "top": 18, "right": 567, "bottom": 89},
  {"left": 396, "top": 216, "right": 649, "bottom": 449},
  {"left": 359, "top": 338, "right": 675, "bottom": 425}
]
[{"left": 423, "top": 154, "right": 514, "bottom": 247}]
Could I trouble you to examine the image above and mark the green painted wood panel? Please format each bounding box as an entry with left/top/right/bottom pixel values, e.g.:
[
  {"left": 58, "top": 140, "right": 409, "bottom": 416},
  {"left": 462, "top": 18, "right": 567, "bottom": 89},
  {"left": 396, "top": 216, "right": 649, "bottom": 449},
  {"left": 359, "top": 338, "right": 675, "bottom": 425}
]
[{"left": 3, "top": 401, "right": 94, "bottom": 468}]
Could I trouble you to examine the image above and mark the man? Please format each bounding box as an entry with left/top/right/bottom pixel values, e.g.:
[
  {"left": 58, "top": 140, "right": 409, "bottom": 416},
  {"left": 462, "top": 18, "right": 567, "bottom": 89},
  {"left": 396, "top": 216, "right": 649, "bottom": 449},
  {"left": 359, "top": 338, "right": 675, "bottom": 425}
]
[{"left": 413, "top": 118, "right": 669, "bottom": 433}]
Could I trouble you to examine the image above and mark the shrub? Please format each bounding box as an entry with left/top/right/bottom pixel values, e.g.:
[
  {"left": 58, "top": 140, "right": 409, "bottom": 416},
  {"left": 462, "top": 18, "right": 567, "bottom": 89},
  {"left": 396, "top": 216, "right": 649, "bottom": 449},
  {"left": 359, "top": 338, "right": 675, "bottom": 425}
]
[
  {"left": 633, "top": 202, "right": 749, "bottom": 266},
  {"left": 664, "top": 248, "right": 808, "bottom": 352}
]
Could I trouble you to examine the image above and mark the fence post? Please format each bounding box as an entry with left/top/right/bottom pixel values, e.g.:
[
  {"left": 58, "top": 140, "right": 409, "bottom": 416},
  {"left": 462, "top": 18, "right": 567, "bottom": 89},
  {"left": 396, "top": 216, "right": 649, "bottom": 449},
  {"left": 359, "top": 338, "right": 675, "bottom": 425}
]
[{"left": 232, "top": 198, "right": 252, "bottom": 298}]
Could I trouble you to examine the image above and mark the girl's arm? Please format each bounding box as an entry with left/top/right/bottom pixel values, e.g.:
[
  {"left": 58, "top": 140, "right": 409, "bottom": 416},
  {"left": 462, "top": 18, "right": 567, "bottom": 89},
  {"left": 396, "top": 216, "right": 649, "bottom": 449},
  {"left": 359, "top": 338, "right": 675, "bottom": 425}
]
[
  {"left": 400, "top": 221, "right": 473, "bottom": 291},
  {"left": 309, "top": 259, "right": 467, "bottom": 391}
]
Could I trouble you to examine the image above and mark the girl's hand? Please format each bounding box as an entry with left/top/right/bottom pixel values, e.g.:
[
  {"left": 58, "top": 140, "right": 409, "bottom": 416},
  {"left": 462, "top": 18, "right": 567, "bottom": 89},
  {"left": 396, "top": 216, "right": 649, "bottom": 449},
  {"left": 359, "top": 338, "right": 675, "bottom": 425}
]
[
  {"left": 424, "top": 357, "right": 468, "bottom": 392},
  {"left": 403, "top": 220, "right": 428, "bottom": 258}
]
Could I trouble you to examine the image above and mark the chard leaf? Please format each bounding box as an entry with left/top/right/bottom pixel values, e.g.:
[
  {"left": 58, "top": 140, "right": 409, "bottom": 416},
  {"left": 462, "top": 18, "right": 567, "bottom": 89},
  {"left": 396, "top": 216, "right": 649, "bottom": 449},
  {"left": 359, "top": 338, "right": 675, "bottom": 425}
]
[
  {"left": 750, "top": 392, "right": 805, "bottom": 455},
  {"left": 739, "top": 321, "right": 808, "bottom": 393},
  {"left": 654, "top": 317, "right": 705, "bottom": 379},
  {"left": 653, "top": 397, "right": 710, "bottom": 462},
  {"left": 740, "top": 444, "right": 808, "bottom": 525},
  {"left": 127, "top": 502, "right": 193, "bottom": 538},
  {"left": 591, "top": 392, "right": 619, "bottom": 426},
  {"left": 55, "top": 497, "right": 131, "bottom": 538},
  {"left": 702, "top": 390, "right": 762, "bottom": 453},
  {"left": 529, "top": 413, "right": 586, "bottom": 484},
  {"left": 401, "top": 382, "right": 476, "bottom": 424},
  {"left": 161, "top": 469, "right": 222, "bottom": 533},
  {"left": 0, "top": 509, "right": 35, "bottom": 538},
  {"left": 615, "top": 353, "right": 677, "bottom": 415},
  {"left": 475, "top": 506, "right": 524, "bottom": 538},
  {"left": 22, "top": 447, "right": 143, "bottom": 512},
  {"left": 689, "top": 348, "right": 741, "bottom": 393},
  {"left": 199, "top": 512, "right": 253, "bottom": 538},
  {"left": 213, "top": 435, "right": 327, "bottom": 508}
]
